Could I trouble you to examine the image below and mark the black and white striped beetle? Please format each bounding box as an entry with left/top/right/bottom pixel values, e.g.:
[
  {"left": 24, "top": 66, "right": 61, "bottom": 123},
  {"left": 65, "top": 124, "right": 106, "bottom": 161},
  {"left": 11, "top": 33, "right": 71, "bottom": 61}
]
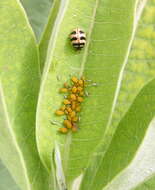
[{"left": 70, "top": 28, "right": 86, "bottom": 49}]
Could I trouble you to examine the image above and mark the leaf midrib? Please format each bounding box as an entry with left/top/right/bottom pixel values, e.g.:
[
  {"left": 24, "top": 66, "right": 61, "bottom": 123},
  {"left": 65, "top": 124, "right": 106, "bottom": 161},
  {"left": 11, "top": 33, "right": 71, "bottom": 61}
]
[
  {"left": 79, "top": 0, "right": 99, "bottom": 77},
  {"left": 64, "top": 0, "right": 99, "bottom": 183},
  {"left": 64, "top": 0, "right": 100, "bottom": 177}
]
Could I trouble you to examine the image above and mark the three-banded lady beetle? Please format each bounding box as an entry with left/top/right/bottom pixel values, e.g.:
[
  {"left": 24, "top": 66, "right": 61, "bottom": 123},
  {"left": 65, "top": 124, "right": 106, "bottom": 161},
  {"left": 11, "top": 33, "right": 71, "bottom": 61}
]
[{"left": 70, "top": 28, "right": 86, "bottom": 49}]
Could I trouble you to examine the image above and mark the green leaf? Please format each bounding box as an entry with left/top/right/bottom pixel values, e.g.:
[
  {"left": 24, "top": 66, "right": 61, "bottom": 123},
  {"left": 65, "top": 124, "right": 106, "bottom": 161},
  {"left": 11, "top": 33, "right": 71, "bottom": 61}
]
[
  {"left": 0, "top": 160, "right": 20, "bottom": 190},
  {"left": 0, "top": 1, "right": 49, "bottom": 190},
  {"left": 134, "top": 174, "right": 155, "bottom": 190},
  {"left": 80, "top": 0, "right": 155, "bottom": 189},
  {"left": 83, "top": 76, "right": 155, "bottom": 190},
  {"left": 36, "top": 0, "right": 137, "bottom": 187},
  {"left": 39, "top": 0, "right": 61, "bottom": 73},
  {"left": 100, "top": 83, "right": 155, "bottom": 190},
  {"left": 20, "top": 0, "right": 53, "bottom": 41}
]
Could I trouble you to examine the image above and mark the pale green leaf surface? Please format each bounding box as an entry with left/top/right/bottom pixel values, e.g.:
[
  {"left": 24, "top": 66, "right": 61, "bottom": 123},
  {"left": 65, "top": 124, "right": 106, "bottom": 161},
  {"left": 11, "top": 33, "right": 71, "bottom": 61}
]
[
  {"left": 0, "top": 1, "right": 49, "bottom": 190},
  {"left": 36, "top": 0, "right": 137, "bottom": 187},
  {"left": 111, "top": 0, "right": 155, "bottom": 136},
  {"left": 20, "top": 0, "right": 53, "bottom": 41},
  {"left": 134, "top": 174, "right": 155, "bottom": 190},
  {"left": 83, "top": 77, "right": 155, "bottom": 190},
  {"left": 103, "top": 115, "right": 155, "bottom": 190},
  {"left": 39, "top": 0, "right": 61, "bottom": 73},
  {"left": 0, "top": 85, "right": 27, "bottom": 189},
  {"left": 0, "top": 160, "right": 20, "bottom": 190},
  {"left": 80, "top": 0, "right": 155, "bottom": 189}
]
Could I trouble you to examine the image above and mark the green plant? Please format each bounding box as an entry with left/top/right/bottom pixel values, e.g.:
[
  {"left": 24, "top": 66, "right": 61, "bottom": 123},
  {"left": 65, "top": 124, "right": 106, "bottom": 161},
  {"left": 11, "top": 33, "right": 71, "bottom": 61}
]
[{"left": 1, "top": 0, "right": 155, "bottom": 190}]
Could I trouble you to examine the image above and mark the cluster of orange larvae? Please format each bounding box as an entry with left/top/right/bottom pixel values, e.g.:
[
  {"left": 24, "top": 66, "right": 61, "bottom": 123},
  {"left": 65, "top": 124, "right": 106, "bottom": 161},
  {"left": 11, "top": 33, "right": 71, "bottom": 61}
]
[{"left": 55, "top": 76, "right": 86, "bottom": 133}]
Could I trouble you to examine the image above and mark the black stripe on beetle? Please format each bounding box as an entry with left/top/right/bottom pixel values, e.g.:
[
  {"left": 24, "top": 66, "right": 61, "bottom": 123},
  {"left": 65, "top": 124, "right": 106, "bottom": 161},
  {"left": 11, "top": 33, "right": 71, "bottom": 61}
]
[
  {"left": 71, "top": 37, "right": 77, "bottom": 41},
  {"left": 70, "top": 28, "right": 86, "bottom": 50},
  {"left": 80, "top": 36, "right": 86, "bottom": 40},
  {"left": 70, "top": 31, "right": 76, "bottom": 35}
]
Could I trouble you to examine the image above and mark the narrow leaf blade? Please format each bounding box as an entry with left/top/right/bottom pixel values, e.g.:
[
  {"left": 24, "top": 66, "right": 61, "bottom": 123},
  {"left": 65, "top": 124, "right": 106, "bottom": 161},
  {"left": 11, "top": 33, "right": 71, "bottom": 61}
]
[
  {"left": 20, "top": 0, "right": 53, "bottom": 41},
  {"left": 0, "top": 1, "right": 49, "bottom": 189},
  {"left": 80, "top": 1, "right": 155, "bottom": 189}
]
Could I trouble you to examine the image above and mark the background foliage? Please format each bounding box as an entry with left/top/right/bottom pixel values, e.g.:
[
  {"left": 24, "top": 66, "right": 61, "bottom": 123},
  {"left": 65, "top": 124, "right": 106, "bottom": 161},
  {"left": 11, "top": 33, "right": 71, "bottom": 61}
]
[{"left": 0, "top": 0, "right": 155, "bottom": 190}]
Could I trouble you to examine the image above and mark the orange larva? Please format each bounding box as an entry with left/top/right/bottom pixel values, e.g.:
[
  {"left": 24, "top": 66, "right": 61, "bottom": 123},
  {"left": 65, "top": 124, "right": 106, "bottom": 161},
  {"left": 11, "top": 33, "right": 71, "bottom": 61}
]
[
  {"left": 77, "top": 86, "right": 83, "bottom": 92},
  {"left": 67, "top": 115, "right": 72, "bottom": 121},
  {"left": 71, "top": 101, "right": 76, "bottom": 110},
  {"left": 77, "top": 96, "right": 84, "bottom": 103},
  {"left": 70, "top": 94, "right": 77, "bottom": 101},
  {"left": 72, "top": 86, "right": 77, "bottom": 93},
  {"left": 69, "top": 111, "right": 76, "bottom": 118},
  {"left": 79, "top": 91, "right": 84, "bottom": 96},
  {"left": 59, "top": 127, "right": 68, "bottom": 133},
  {"left": 78, "top": 79, "right": 84, "bottom": 86},
  {"left": 64, "top": 120, "right": 72, "bottom": 128},
  {"left": 75, "top": 106, "right": 81, "bottom": 112},
  {"left": 59, "top": 88, "right": 68, "bottom": 93},
  {"left": 54, "top": 75, "right": 88, "bottom": 134},
  {"left": 72, "top": 116, "right": 79, "bottom": 122},
  {"left": 55, "top": 110, "right": 64, "bottom": 116},
  {"left": 63, "top": 99, "right": 71, "bottom": 105},
  {"left": 66, "top": 107, "right": 72, "bottom": 113},
  {"left": 71, "top": 76, "right": 78, "bottom": 83}
]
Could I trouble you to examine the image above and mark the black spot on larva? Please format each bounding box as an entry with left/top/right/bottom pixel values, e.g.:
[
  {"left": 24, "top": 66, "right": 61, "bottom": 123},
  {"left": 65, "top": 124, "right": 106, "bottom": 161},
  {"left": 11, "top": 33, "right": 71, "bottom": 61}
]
[
  {"left": 70, "top": 31, "right": 76, "bottom": 35},
  {"left": 73, "top": 43, "right": 85, "bottom": 49},
  {"left": 79, "top": 30, "right": 84, "bottom": 34},
  {"left": 71, "top": 37, "right": 77, "bottom": 41},
  {"left": 80, "top": 36, "right": 86, "bottom": 40}
]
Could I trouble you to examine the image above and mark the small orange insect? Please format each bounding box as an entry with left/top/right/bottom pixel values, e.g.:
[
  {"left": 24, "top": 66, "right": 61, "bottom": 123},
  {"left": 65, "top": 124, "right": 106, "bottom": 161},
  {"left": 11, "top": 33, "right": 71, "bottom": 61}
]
[
  {"left": 59, "top": 127, "right": 68, "bottom": 133},
  {"left": 70, "top": 94, "right": 77, "bottom": 101},
  {"left": 71, "top": 76, "right": 78, "bottom": 83},
  {"left": 63, "top": 120, "right": 72, "bottom": 129},
  {"left": 72, "top": 86, "right": 77, "bottom": 93},
  {"left": 77, "top": 96, "right": 84, "bottom": 103},
  {"left": 63, "top": 99, "right": 71, "bottom": 105},
  {"left": 55, "top": 110, "right": 64, "bottom": 116},
  {"left": 59, "top": 88, "right": 68, "bottom": 93},
  {"left": 53, "top": 75, "right": 93, "bottom": 134}
]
